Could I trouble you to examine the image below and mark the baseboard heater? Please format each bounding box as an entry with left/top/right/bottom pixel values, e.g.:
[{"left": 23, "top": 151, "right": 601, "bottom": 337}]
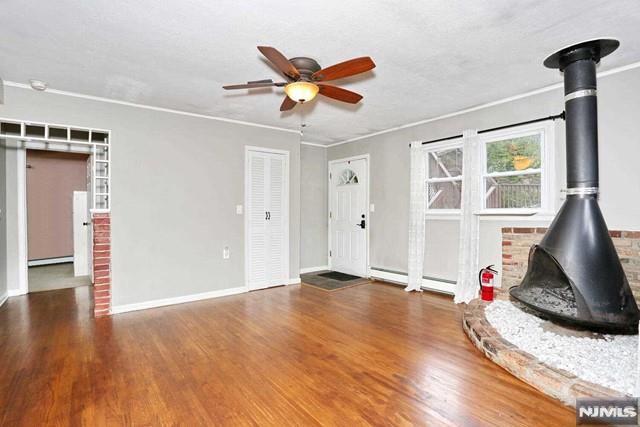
[
  {"left": 369, "top": 267, "right": 455, "bottom": 295},
  {"left": 28, "top": 256, "right": 74, "bottom": 267}
]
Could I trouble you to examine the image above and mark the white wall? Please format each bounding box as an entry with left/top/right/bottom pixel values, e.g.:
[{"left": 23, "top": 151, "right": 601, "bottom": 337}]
[
  {"left": 0, "top": 142, "right": 7, "bottom": 305},
  {"left": 0, "top": 85, "right": 301, "bottom": 307},
  {"left": 328, "top": 66, "right": 640, "bottom": 287},
  {"left": 300, "top": 145, "right": 328, "bottom": 270},
  {"left": 424, "top": 220, "right": 459, "bottom": 281}
]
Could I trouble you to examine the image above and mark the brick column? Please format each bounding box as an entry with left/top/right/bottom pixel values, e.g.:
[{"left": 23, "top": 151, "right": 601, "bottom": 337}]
[{"left": 92, "top": 212, "right": 112, "bottom": 316}]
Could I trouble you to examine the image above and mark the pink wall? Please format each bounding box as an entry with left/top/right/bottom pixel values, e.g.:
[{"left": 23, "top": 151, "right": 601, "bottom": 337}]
[{"left": 26, "top": 150, "right": 89, "bottom": 261}]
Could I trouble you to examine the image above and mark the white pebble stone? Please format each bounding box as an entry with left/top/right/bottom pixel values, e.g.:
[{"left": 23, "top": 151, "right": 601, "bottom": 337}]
[{"left": 485, "top": 300, "right": 637, "bottom": 395}]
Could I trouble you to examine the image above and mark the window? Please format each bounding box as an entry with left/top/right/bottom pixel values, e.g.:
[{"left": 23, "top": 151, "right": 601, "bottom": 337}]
[
  {"left": 421, "top": 122, "right": 553, "bottom": 215},
  {"left": 338, "top": 168, "right": 359, "bottom": 185},
  {"left": 425, "top": 142, "right": 463, "bottom": 211},
  {"left": 481, "top": 123, "right": 552, "bottom": 213}
]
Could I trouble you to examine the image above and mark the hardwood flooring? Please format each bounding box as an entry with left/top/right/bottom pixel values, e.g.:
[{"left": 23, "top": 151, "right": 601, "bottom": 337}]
[{"left": 0, "top": 281, "right": 574, "bottom": 426}]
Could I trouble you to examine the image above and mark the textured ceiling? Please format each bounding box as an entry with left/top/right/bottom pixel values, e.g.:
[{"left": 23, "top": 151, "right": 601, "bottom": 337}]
[{"left": 1, "top": 0, "right": 640, "bottom": 144}]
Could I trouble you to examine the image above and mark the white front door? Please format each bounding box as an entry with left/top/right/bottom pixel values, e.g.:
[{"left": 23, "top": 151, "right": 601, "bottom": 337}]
[
  {"left": 329, "top": 157, "right": 368, "bottom": 277},
  {"left": 246, "top": 148, "right": 289, "bottom": 290},
  {"left": 72, "top": 191, "right": 90, "bottom": 276}
]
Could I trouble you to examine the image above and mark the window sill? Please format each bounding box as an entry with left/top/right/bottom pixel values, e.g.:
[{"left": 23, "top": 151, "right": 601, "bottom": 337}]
[
  {"left": 476, "top": 209, "right": 540, "bottom": 216},
  {"left": 476, "top": 210, "right": 555, "bottom": 221}
]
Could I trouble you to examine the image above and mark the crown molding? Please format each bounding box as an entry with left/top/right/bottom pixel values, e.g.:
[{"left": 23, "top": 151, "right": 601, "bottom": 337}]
[
  {"left": 300, "top": 141, "right": 328, "bottom": 148},
  {"left": 2, "top": 81, "right": 300, "bottom": 135},
  {"left": 5, "top": 59, "right": 640, "bottom": 145},
  {"left": 327, "top": 60, "right": 640, "bottom": 148}
]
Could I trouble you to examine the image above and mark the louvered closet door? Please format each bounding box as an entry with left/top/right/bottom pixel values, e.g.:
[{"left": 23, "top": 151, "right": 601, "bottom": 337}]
[
  {"left": 247, "top": 150, "right": 288, "bottom": 290},
  {"left": 248, "top": 152, "right": 268, "bottom": 288},
  {"left": 266, "top": 155, "right": 286, "bottom": 285}
]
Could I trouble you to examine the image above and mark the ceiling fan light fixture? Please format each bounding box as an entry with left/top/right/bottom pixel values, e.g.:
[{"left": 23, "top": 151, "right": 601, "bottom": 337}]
[{"left": 284, "top": 81, "right": 319, "bottom": 103}]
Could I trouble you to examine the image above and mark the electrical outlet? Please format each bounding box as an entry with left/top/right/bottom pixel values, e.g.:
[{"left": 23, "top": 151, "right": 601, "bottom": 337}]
[
  {"left": 223, "top": 246, "right": 230, "bottom": 259},
  {"left": 236, "top": 205, "right": 243, "bottom": 215}
]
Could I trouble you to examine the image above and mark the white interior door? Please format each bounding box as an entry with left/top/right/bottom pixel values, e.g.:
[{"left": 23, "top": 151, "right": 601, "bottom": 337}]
[
  {"left": 329, "top": 157, "right": 368, "bottom": 277},
  {"left": 72, "top": 191, "right": 89, "bottom": 276},
  {"left": 246, "top": 149, "right": 288, "bottom": 290}
]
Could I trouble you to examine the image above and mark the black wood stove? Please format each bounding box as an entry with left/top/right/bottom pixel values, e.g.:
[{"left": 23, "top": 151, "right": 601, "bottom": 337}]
[{"left": 509, "top": 39, "right": 640, "bottom": 333}]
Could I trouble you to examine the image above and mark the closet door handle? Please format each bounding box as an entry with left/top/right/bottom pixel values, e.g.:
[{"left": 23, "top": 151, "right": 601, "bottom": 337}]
[
  {"left": 267, "top": 212, "right": 271, "bottom": 220},
  {"left": 265, "top": 211, "right": 268, "bottom": 221}
]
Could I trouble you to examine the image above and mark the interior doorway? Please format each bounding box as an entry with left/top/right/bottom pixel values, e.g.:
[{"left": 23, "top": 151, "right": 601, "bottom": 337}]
[
  {"left": 25, "top": 150, "right": 92, "bottom": 293},
  {"left": 328, "top": 155, "right": 369, "bottom": 277},
  {"left": 1, "top": 117, "right": 112, "bottom": 316}
]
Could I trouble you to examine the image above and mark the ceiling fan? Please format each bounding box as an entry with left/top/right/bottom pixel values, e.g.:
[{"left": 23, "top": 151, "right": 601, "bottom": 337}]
[{"left": 223, "top": 46, "right": 375, "bottom": 111}]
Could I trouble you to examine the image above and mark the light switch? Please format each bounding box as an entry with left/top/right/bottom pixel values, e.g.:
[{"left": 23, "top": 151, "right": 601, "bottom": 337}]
[
  {"left": 370, "top": 203, "right": 375, "bottom": 213},
  {"left": 236, "top": 205, "right": 243, "bottom": 215},
  {"left": 223, "top": 246, "right": 230, "bottom": 259}
]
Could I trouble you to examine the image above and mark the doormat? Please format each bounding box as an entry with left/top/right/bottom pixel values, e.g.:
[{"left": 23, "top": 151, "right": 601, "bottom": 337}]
[
  {"left": 318, "top": 271, "right": 361, "bottom": 281},
  {"left": 301, "top": 271, "right": 368, "bottom": 292}
]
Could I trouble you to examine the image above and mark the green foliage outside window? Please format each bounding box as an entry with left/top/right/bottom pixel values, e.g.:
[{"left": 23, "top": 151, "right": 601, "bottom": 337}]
[
  {"left": 486, "top": 135, "right": 541, "bottom": 174},
  {"left": 485, "top": 134, "right": 542, "bottom": 208}
]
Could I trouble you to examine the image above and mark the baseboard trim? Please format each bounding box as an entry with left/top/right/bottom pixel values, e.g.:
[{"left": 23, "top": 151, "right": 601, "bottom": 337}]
[
  {"left": 0, "top": 292, "right": 8, "bottom": 308},
  {"left": 287, "top": 277, "right": 301, "bottom": 285},
  {"left": 369, "top": 268, "right": 455, "bottom": 295},
  {"left": 8, "top": 289, "right": 27, "bottom": 297},
  {"left": 300, "top": 265, "right": 329, "bottom": 274},
  {"left": 28, "top": 256, "right": 73, "bottom": 267},
  {"left": 111, "top": 286, "right": 248, "bottom": 315}
]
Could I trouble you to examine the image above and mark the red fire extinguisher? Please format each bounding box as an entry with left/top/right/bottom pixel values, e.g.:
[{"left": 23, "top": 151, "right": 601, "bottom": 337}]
[{"left": 479, "top": 265, "right": 498, "bottom": 301}]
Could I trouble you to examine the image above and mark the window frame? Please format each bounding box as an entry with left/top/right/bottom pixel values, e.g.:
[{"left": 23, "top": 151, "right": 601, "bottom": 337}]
[
  {"left": 479, "top": 121, "right": 555, "bottom": 215},
  {"left": 424, "top": 138, "right": 464, "bottom": 216}
]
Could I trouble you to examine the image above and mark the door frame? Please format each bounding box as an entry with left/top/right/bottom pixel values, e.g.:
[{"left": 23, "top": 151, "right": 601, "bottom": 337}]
[
  {"left": 15, "top": 145, "right": 93, "bottom": 295},
  {"left": 244, "top": 146, "right": 290, "bottom": 290},
  {"left": 327, "top": 154, "right": 370, "bottom": 277}
]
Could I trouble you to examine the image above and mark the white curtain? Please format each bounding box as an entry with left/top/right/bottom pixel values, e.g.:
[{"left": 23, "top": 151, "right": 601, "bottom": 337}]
[
  {"left": 637, "top": 325, "right": 640, "bottom": 396},
  {"left": 406, "top": 141, "right": 425, "bottom": 292},
  {"left": 454, "top": 130, "right": 481, "bottom": 303}
]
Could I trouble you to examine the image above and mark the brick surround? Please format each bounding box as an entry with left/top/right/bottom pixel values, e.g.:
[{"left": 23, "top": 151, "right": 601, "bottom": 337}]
[
  {"left": 501, "top": 227, "right": 640, "bottom": 305},
  {"left": 92, "top": 212, "right": 111, "bottom": 317},
  {"left": 462, "top": 297, "right": 628, "bottom": 407}
]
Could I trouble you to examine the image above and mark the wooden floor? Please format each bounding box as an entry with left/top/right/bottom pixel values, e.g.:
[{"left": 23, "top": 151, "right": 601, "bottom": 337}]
[{"left": 0, "top": 281, "right": 574, "bottom": 426}]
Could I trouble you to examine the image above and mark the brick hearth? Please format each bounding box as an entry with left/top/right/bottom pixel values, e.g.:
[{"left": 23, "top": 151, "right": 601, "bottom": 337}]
[
  {"left": 462, "top": 295, "right": 629, "bottom": 407},
  {"left": 466, "top": 226, "right": 640, "bottom": 406}
]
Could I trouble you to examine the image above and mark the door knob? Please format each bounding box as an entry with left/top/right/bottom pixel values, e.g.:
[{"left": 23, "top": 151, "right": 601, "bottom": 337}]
[
  {"left": 356, "top": 219, "right": 365, "bottom": 229},
  {"left": 82, "top": 222, "right": 91, "bottom": 226}
]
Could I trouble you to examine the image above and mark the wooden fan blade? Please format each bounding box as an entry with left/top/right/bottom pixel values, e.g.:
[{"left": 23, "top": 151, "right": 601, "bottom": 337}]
[
  {"left": 280, "top": 96, "right": 297, "bottom": 111},
  {"left": 223, "top": 80, "right": 286, "bottom": 90},
  {"left": 312, "top": 57, "right": 375, "bottom": 82},
  {"left": 257, "top": 46, "right": 300, "bottom": 80},
  {"left": 318, "top": 84, "right": 363, "bottom": 104}
]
